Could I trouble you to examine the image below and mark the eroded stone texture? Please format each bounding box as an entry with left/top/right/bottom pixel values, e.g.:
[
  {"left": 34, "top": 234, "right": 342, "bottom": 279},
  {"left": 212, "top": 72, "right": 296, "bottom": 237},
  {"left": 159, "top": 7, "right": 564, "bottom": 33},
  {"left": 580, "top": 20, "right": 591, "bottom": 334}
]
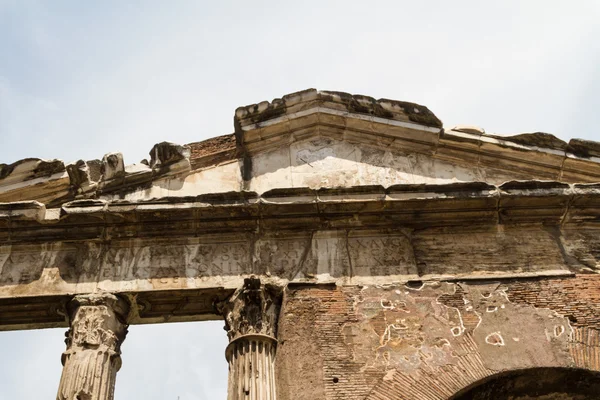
[
  {"left": 218, "top": 278, "right": 283, "bottom": 400},
  {"left": 1, "top": 223, "right": 589, "bottom": 305},
  {"left": 101, "top": 153, "right": 124, "bottom": 181},
  {"left": 413, "top": 226, "right": 568, "bottom": 277},
  {"left": 57, "top": 293, "right": 129, "bottom": 400},
  {"left": 66, "top": 160, "right": 96, "bottom": 196},
  {"left": 149, "top": 141, "right": 191, "bottom": 169}
]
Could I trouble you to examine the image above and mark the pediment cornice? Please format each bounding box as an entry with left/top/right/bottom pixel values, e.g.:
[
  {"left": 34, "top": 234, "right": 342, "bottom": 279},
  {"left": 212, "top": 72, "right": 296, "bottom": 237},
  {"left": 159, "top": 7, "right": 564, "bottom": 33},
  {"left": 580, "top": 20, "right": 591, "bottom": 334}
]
[
  {"left": 2, "top": 89, "right": 600, "bottom": 207},
  {"left": 235, "top": 89, "right": 600, "bottom": 183}
]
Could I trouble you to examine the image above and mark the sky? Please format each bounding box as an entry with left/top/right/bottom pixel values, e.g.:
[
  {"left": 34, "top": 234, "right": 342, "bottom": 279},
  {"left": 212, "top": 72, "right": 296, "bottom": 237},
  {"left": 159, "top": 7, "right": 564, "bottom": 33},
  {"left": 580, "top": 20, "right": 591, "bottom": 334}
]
[
  {"left": 0, "top": 321, "right": 228, "bottom": 399},
  {"left": 0, "top": 0, "right": 599, "bottom": 398}
]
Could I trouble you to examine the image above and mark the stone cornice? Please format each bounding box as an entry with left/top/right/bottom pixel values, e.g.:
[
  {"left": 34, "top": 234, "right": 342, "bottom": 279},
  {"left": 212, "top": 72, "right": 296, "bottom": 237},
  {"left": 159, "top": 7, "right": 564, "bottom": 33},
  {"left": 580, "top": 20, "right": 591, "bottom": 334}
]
[
  {"left": 3, "top": 89, "right": 600, "bottom": 207},
  {"left": 235, "top": 89, "right": 443, "bottom": 129},
  {"left": 1, "top": 181, "right": 599, "bottom": 244},
  {"left": 235, "top": 89, "right": 600, "bottom": 182}
]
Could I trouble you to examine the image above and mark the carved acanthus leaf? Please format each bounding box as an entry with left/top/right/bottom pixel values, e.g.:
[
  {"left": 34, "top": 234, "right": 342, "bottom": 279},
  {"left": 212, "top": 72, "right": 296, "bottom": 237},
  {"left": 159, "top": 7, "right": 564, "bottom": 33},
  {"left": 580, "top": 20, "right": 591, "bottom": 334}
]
[
  {"left": 217, "top": 277, "right": 283, "bottom": 341},
  {"left": 63, "top": 293, "right": 129, "bottom": 356}
]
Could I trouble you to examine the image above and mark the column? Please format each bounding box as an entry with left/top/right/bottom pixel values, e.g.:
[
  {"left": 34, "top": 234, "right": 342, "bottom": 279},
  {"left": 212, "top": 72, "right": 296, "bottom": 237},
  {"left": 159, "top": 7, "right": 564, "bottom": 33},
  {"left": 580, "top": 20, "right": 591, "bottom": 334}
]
[
  {"left": 218, "top": 277, "right": 283, "bottom": 400},
  {"left": 56, "top": 293, "right": 129, "bottom": 400}
]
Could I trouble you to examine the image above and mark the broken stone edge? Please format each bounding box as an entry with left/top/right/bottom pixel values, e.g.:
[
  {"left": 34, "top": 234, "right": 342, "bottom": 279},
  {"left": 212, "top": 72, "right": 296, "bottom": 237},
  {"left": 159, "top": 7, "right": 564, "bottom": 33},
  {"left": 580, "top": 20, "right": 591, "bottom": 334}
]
[
  {"left": 1, "top": 180, "right": 599, "bottom": 243},
  {"left": 2, "top": 88, "right": 600, "bottom": 206}
]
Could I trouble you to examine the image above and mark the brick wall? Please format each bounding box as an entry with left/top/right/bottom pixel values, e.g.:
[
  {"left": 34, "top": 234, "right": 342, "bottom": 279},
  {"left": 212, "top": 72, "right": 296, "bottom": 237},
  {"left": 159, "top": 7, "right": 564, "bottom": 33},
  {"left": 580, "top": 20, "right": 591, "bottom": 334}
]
[
  {"left": 506, "top": 275, "right": 600, "bottom": 329},
  {"left": 276, "top": 275, "right": 600, "bottom": 400}
]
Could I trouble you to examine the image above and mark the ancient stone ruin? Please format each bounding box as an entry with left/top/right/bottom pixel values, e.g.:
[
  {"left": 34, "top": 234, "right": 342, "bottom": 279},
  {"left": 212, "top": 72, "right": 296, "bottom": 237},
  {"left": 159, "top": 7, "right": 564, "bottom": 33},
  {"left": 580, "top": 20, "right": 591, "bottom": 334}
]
[{"left": 2, "top": 89, "right": 600, "bottom": 399}]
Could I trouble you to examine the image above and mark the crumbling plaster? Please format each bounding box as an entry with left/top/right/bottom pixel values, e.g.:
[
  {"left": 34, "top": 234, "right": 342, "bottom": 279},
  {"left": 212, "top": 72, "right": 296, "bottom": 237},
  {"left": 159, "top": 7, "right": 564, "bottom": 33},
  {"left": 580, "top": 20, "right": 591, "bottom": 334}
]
[{"left": 277, "top": 281, "right": 600, "bottom": 400}]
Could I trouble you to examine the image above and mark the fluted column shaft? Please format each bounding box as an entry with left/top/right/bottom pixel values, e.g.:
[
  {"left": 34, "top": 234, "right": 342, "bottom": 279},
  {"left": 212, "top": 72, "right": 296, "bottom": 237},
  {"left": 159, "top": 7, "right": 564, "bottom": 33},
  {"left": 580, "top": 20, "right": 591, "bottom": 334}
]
[
  {"left": 56, "top": 293, "right": 129, "bottom": 400},
  {"left": 218, "top": 277, "right": 282, "bottom": 400},
  {"left": 226, "top": 335, "right": 277, "bottom": 399}
]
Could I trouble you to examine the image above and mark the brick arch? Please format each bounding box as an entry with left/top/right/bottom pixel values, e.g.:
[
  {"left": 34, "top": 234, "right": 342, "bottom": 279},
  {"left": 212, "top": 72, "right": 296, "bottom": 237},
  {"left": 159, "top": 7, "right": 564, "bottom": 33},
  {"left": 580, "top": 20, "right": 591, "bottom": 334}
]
[
  {"left": 366, "top": 328, "right": 600, "bottom": 400},
  {"left": 450, "top": 367, "right": 600, "bottom": 400},
  {"left": 365, "top": 333, "right": 493, "bottom": 400}
]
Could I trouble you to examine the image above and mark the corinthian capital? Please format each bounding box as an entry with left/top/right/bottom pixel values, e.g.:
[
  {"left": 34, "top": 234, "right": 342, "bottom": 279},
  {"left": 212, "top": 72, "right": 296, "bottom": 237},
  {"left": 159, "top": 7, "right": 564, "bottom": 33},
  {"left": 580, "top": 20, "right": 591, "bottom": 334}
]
[
  {"left": 57, "top": 292, "right": 130, "bottom": 400},
  {"left": 62, "top": 292, "right": 129, "bottom": 366},
  {"left": 218, "top": 277, "right": 283, "bottom": 341}
]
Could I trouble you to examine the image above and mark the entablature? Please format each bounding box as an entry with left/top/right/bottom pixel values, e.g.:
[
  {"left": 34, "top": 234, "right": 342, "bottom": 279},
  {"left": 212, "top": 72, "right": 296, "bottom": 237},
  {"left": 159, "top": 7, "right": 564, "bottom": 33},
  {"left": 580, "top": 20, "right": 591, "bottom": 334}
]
[{"left": 1, "top": 181, "right": 599, "bottom": 243}]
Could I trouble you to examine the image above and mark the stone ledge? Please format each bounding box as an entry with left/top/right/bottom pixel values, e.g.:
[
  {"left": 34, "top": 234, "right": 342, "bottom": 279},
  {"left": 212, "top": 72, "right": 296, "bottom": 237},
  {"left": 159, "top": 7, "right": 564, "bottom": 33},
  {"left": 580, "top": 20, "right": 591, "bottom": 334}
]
[{"left": 3, "top": 89, "right": 600, "bottom": 208}]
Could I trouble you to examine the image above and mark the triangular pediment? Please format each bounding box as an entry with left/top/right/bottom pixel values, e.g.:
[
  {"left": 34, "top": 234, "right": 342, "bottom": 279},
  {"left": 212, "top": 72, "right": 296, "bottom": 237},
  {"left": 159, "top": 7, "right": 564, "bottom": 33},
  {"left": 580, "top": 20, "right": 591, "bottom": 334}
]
[{"left": 236, "top": 89, "right": 600, "bottom": 193}]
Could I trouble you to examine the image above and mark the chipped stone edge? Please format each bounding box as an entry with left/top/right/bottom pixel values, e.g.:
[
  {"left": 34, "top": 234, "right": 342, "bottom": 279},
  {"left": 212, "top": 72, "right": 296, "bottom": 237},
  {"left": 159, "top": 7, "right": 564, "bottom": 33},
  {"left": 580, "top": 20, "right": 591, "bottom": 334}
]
[
  {"left": 0, "top": 180, "right": 598, "bottom": 227},
  {"left": 3, "top": 89, "right": 600, "bottom": 205}
]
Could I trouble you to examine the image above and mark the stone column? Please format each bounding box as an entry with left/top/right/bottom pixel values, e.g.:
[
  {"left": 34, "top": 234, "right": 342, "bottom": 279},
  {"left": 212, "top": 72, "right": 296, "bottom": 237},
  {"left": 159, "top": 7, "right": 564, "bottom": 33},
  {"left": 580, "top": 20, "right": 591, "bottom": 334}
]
[
  {"left": 56, "top": 293, "right": 129, "bottom": 400},
  {"left": 218, "top": 277, "right": 283, "bottom": 400}
]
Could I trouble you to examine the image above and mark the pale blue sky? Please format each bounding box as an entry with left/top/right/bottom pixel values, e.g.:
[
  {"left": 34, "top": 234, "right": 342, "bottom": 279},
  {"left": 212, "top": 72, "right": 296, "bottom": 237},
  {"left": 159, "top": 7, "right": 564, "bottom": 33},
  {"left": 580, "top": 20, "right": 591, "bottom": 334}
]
[
  {"left": 1, "top": 1, "right": 600, "bottom": 399},
  {"left": 0, "top": 321, "right": 228, "bottom": 399}
]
